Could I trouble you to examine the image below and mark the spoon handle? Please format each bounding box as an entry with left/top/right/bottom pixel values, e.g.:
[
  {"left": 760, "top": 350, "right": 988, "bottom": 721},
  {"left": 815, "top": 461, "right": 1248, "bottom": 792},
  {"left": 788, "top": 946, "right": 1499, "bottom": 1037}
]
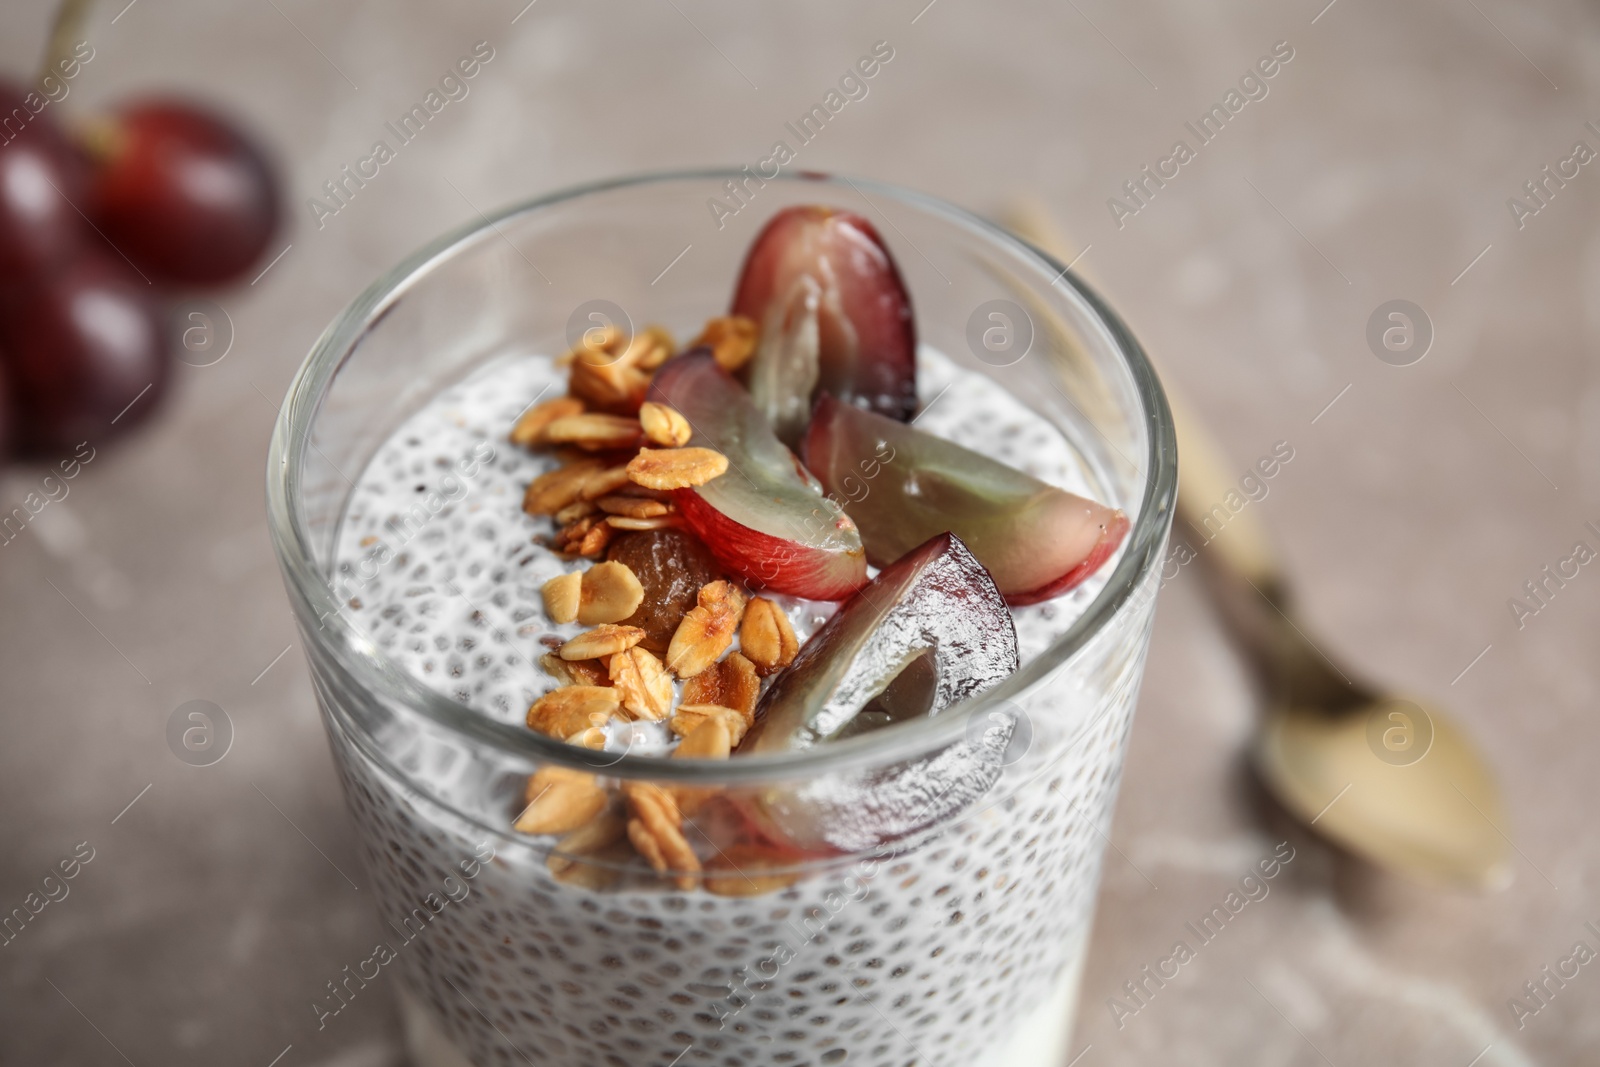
[
  {"left": 1167, "top": 396, "right": 1367, "bottom": 706},
  {"left": 1166, "top": 389, "right": 1280, "bottom": 589}
]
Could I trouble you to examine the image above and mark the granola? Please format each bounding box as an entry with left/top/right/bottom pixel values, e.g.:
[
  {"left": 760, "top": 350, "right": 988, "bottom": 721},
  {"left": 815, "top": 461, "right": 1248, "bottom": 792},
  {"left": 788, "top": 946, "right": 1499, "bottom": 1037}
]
[
  {"left": 625, "top": 447, "right": 729, "bottom": 490},
  {"left": 539, "top": 652, "right": 608, "bottom": 688},
  {"left": 526, "top": 685, "right": 621, "bottom": 737},
  {"left": 514, "top": 767, "right": 608, "bottom": 835},
  {"left": 669, "top": 703, "right": 750, "bottom": 747},
  {"left": 510, "top": 396, "right": 584, "bottom": 448},
  {"left": 665, "top": 581, "right": 747, "bottom": 678},
  {"left": 576, "top": 561, "right": 645, "bottom": 625},
  {"left": 623, "top": 782, "right": 699, "bottom": 891},
  {"left": 680, "top": 651, "right": 759, "bottom": 721},
  {"left": 541, "top": 572, "right": 581, "bottom": 625},
  {"left": 544, "top": 413, "right": 645, "bottom": 451},
  {"left": 638, "top": 401, "right": 693, "bottom": 448},
  {"left": 607, "top": 645, "right": 673, "bottom": 721},
  {"left": 692, "top": 314, "right": 759, "bottom": 373},
  {"left": 560, "top": 624, "right": 646, "bottom": 661},
  {"left": 546, "top": 810, "right": 629, "bottom": 889},
  {"left": 739, "top": 597, "right": 800, "bottom": 675}
]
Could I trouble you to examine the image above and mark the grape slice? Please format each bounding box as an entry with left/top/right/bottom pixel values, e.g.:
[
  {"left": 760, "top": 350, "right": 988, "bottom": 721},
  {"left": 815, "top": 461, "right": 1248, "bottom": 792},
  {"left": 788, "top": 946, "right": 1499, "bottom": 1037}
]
[
  {"left": 803, "top": 394, "right": 1129, "bottom": 605},
  {"left": 648, "top": 350, "right": 867, "bottom": 601},
  {"left": 734, "top": 532, "right": 1020, "bottom": 852},
  {"left": 741, "top": 531, "right": 1017, "bottom": 753},
  {"left": 732, "top": 205, "right": 916, "bottom": 443}
]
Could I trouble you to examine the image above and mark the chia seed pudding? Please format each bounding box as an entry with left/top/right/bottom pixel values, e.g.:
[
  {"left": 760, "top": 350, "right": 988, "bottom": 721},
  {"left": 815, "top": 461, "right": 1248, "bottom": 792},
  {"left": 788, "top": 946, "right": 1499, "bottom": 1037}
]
[
  {"left": 324, "top": 346, "right": 1151, "bottom": 1066},
  {"left": 281, "top": 193, "right": 1169, "bottom": 1067}
]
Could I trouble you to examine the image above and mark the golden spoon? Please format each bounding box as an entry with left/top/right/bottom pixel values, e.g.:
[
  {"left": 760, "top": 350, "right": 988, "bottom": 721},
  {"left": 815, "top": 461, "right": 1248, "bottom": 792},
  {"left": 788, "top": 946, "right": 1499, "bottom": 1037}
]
[{"left": 1002, "top": 200, "right": 1510, "bottom": 889}]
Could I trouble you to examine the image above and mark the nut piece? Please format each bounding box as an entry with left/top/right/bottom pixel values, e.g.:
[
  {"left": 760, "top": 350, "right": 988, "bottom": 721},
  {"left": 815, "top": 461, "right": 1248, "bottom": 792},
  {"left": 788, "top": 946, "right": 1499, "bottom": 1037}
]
[
  {"left": 694, "top": 315, "right": 759, "bottom": 373},
  {"left": 639, "top": 402, "right": 693, "bottom": 448},
  {"left": 553, "top": 499, "right": 597, "bottom": 525},
  {"left": 576, "top": 521, "right": 614, "bottom": 556},
  {"left": 577, "top": 561, "right": 645, "bottom": 625},
  {"left": 539, "top": 652, "right": 609, "bottom": 687},
  {"left": 570, "top": 355, "right": 651, "bottom": 416},
  {"left": 542, "top": 572, "right": 582, "bottom": 624},
  {"left": 566, "top": 325, "right": 674, "bottom": 412},
  {"left": 624, "top": 326, "right": 676, "bottom": 371},
  {"left": 524, "top": 458, "right": 607, "bottom": 515},
  {"left": 670, "top": 703, "right": 750, "bottom": 747},
  {"left": 566, "top": 324, "right": 657, "bottom": 413},
  {"left": 740, "top": 597, "right": 800, "bottom": 675},
  {"left": 578, "top": 465, "right": 633, "bottom": 501},
  {"left": 624, "top": 782, "right": 700, "bottom": 891},
  {"left": 627, "top": 447, "right": 729, "bottom": 490},
  {"left": 604, "top": 515, "right": 682, "bottom": 531},
  {"left": 547, "top": 809, "right": 628, "bottom": 888},
  {"left": 527, "top": 685, "right": 621, "bottom": 737},
  {"left": 594, "top": 495, "right": 672, "bottom": 519},
  {"left": 704, "top": 842, "right": 800, "bottom": 897},
  {"left": 673, "top": 714, "right": 732, "bottom": 759},
  {"left": 554, "top": 515, "right": 614, "bottom": 558},
  {"left": 511, "top": 397, "right": 585, "bottom": 448},
  {"left": 560, "top": 624, "right": 646, "bottom": 661},
  {"left": 514, "top": 767, "right": 608, "bottom": 835},
  {"left": 608, "top": 645, "right": 674, "bottom": 721},
  {"left": 680, "top": 652, "right": 760, "bottom": 722},
  {"left": 544, "top": 413, "right": 644, "bottom": 451},
  {"left": 612, "top": 483, "right": 674, "bottom": 501},
  {"left": 666, "top": 581, "right": 748, "bottom": 678}
]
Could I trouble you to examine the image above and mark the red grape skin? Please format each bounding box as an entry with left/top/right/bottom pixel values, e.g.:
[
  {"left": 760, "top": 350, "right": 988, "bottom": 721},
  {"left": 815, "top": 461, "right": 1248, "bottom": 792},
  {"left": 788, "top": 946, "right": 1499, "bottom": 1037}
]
[
  {"left": 0, "top": 254, "right": 168, "bottom": 453},
  {"left": 0, "top": 80, "right": 88, "bottom": 287},
  {"left": 88, "top": 99, "right": 279, "bottom": 286},
  {"left": 0, "top": 361, "right": 12, "bottom": 461}
]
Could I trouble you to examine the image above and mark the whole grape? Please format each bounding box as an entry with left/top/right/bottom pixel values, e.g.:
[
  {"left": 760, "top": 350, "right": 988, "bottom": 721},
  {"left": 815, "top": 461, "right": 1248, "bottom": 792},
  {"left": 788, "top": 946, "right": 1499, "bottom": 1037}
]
[
  {"left": 0, "top": 254, "right": 168, "bottom": 453},
  {"left": 88, "top": 98, "right": 279, "bottom": 285},
  {"left": 0, "top": 79, "right": 88, "bottom": 287}
]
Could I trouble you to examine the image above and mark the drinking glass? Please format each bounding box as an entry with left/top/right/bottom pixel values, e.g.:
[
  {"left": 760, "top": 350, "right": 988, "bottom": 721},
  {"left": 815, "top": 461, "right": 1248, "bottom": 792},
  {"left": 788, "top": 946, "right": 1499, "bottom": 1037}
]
[{"left": 267, "top": 171, "right": 1176, "bottom": 1067}]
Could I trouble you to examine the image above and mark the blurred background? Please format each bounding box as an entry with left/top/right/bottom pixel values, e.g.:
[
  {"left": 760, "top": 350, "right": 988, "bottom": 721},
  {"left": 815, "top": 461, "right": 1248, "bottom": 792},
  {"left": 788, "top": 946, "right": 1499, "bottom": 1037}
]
[{"left": 0, "top": 0, "right": 1594, "bottom": 1064}]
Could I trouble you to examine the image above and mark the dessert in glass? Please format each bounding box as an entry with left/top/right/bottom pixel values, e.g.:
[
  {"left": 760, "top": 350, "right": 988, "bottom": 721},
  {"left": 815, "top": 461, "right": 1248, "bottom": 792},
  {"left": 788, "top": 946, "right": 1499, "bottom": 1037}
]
[{"left": 267, "top": 172, "right": 1175, "bottom": 1067}]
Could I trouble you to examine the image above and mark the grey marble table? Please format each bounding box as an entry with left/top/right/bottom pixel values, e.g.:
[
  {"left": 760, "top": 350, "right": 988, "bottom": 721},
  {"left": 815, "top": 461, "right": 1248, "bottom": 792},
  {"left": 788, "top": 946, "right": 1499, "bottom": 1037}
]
[{"left": 1, "top": 1, "right": 1595, "bottom": 1064}]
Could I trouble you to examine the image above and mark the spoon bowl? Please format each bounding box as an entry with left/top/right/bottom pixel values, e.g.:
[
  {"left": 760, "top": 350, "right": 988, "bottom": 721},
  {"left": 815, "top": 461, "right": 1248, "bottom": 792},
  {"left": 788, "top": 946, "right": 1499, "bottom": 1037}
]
[{"left": 1256, "top": 696, "right": 1510, "bottom": 889}]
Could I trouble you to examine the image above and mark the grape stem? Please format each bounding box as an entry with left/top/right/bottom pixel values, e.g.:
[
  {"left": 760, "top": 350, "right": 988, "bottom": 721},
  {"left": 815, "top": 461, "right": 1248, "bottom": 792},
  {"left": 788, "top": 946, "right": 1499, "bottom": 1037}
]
[{"left": 38, "top": 0, "right": 96, "bottom": 89}]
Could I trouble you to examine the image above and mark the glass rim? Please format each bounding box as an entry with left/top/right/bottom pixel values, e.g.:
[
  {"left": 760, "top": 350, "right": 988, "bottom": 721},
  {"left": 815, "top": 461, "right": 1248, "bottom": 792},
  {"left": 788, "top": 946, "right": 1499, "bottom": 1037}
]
[{"left": 265, "top": 168, "right": 1177, "bottom": 786}]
